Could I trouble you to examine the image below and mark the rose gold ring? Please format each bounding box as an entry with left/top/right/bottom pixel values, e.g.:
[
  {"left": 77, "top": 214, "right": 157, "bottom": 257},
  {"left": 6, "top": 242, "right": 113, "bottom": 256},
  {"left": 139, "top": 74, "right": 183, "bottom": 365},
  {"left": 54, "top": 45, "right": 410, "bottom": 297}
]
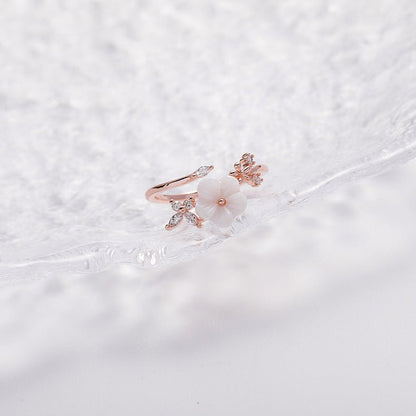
[
  {"left": 229, "top": 153, "right": 268, "bottom": 186},
  {"left": 145, "top": 165, "right": 215, "bottom": 204},
  {"left": 145, "top": 153, "right": 268, "bottom": 230}
]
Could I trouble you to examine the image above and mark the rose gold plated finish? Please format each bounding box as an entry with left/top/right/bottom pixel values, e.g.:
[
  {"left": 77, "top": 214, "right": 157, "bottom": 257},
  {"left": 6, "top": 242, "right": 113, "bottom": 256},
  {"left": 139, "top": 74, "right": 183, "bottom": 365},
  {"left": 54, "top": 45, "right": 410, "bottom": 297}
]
[
  {"left": 229, "top": 153, "right": 268, "bottom": 187},
  {"left": 146, "top": 165, "right": 214, "bottom": 203},
  {"left": 146, "top": 153, "right": 267, "bottom": 231},
  {"left": 165, "top": 197, "right": 203, "bottom": 230},
  {"left": 217, "top": 198, "right": 226, "bottom": 206}
]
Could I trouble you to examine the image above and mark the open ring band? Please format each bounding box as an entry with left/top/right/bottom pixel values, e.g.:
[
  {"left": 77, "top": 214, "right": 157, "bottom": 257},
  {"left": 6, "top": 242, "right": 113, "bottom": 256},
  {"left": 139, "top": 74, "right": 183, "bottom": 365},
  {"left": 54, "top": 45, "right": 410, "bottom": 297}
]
[
  {"left": 145, "top": 165, "right": 214, "bottom": 203},
  {"left": 145, "top": 154, "right": 268, "bottom": 229},
  {"left": 145, "top": 153, "right": 268, "bottom": 205}
]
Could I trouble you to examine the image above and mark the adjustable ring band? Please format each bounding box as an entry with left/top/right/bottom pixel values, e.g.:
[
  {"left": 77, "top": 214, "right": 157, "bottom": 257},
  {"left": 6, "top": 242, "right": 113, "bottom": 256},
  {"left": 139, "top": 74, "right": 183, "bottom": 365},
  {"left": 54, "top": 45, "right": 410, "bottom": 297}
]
[
  {"left": 145, "top": 153, "right": 268, "bottom": 230},
  {"left": 145, "top": 165, "right": 214, "bottom": 203},
  {"left": 145, "top": 153, "right": 269, "bottom": 204}
]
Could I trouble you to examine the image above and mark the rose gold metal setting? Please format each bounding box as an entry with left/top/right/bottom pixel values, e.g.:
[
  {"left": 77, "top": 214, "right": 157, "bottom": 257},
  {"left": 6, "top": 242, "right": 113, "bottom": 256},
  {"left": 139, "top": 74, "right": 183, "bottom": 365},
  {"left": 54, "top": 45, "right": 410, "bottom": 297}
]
[
  {"left": 217, "top": 198, "right": 226, "bottom": 206},
  {"left": 145, "top": 165, "right": 214, "bottom": 204},
  {"left": 146, "top": 153, "right": 267, "bottom": 230},
  {"left": 229, "top": 153, "right": 268, "bottom": 187},
  {"left": 165, "top": 197, "right": 203, "bottom": 230}
]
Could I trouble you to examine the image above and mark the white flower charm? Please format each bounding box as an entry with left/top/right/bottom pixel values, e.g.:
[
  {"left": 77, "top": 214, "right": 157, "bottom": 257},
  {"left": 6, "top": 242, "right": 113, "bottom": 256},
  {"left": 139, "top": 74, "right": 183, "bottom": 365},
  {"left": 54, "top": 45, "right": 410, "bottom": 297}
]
[{"left": 195, "top": 176, "right": 247, "bottom": 228}]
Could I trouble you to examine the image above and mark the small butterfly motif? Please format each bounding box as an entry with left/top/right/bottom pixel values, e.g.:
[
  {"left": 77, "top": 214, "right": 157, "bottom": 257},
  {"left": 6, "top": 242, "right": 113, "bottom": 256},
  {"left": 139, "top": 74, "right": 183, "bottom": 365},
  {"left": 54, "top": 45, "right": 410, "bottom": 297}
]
[
  {"left": 165, "top": 197, "right": 203, "bottom": 230},
  {"left": 229, "top": 153, "right": 264, "bottom": 187}
]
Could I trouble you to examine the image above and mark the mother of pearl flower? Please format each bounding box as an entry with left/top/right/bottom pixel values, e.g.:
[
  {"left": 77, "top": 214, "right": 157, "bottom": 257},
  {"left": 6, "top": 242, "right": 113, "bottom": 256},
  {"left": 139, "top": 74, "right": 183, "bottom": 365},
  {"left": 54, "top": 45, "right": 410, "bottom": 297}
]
[{"left": 195, "top": 176, "right": 247, "bottom": 228}]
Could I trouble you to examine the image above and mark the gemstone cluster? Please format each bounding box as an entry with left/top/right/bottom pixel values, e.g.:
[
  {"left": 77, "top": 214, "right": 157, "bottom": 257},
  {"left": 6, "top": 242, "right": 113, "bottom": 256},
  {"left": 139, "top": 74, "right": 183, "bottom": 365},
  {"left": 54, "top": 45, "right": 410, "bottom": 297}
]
[
  {"left": 165, "top": 197, "right": 203, "bottom": 230},
  {"left": 229, "top": 153, "right": 264, "bottom": 187}
]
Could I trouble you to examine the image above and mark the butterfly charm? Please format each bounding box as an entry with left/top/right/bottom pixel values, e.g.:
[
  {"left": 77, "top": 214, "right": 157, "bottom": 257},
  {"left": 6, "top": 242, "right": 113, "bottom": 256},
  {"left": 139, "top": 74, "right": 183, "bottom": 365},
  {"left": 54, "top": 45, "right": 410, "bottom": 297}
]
[
  {"left": 229, "top": 153, "right": 264, "bottom": 187},
  {"left": 165, "top": 197, "right": 203, "bottom": 230}
]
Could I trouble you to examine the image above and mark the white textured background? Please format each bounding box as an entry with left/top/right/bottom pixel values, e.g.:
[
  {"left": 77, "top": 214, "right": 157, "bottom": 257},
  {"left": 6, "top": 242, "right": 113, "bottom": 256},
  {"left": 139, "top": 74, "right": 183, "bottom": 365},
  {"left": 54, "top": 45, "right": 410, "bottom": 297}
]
[
  {"left": 1, "top": 0, "right": 416, "bottom": 414},
  {"left": 1, "top": 0, "right": 416, "bottom": 276}
]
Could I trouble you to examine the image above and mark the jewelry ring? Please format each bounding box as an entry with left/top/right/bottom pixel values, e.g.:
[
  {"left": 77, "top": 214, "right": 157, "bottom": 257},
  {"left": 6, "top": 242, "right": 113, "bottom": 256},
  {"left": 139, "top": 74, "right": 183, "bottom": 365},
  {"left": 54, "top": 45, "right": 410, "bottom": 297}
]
[
  {"left": 229, "top": 153, "right": 269, "bottom": 187},
  {"left": 145, "top": 153, "right": 267, "bottom": 230},
  {"left": 145, "top": 165, "right": 214, "bottom": 203}
]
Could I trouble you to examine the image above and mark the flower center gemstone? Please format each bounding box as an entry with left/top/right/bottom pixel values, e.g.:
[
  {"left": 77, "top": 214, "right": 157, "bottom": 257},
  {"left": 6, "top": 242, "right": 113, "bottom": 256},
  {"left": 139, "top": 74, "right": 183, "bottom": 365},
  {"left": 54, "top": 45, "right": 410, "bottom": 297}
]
[{"left": 217, "top": 198, "right": 226, "bottom": 206}]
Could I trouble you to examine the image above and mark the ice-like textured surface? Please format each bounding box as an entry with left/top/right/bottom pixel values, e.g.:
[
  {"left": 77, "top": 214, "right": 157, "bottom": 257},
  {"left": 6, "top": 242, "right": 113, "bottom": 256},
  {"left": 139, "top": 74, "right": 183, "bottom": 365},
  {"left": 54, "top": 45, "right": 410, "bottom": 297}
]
[
  {"left": 2, "top": 160, "right": 416, "bottom": 414},
  {"left": 1, "top": 0, "right": 416, "bottom": 278}
]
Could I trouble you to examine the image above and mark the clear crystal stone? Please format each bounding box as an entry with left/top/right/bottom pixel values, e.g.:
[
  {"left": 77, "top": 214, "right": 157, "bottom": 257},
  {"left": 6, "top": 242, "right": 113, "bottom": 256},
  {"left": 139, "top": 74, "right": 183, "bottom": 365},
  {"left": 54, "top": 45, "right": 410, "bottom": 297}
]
[
  {"left": 185, "top": 212, "right": 198, "bottom": 225},
  {"left": 171, "top": 201, "right": 182, "bottom": 211},
  {"left": 196, "top": 166, "right": 211, "bottom": 177},
  {"left": 243, "top": 153, "right": 253, "bottom": 164},
  {"left": 169, "top": 212, "right": 183, "bottom": 226},
  {"left": 183, "top": 199, "right": 193, "bottom": 210},
  {"left": 253, "top": 175, "right": 262, "bottom": 186}
]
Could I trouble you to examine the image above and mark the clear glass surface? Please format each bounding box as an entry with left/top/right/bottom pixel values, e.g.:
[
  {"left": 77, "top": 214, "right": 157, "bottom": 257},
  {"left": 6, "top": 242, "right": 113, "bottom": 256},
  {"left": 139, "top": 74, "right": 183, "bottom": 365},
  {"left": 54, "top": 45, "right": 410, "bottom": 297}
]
[{"left": 1, "top": 0, "right": 416, "bottom": 278}]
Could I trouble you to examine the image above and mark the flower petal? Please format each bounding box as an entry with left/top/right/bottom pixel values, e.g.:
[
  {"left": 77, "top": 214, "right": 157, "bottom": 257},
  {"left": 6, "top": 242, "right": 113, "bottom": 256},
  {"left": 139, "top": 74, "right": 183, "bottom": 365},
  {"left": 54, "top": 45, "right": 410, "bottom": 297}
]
[
  {"left": 197, "top": 178, "right": 221, "bottom": 202},
  {"left": 226, "top": 192, "right": 247, "bottom": 216},
  {"left": 195, "top": 197, "right": 217, "bottom": 219},
  {"left": 210, "top": 206, "right": 235, "bottom": 228},
  {"left": 220, "top": 176, "right": 240, "bottom": 197}
]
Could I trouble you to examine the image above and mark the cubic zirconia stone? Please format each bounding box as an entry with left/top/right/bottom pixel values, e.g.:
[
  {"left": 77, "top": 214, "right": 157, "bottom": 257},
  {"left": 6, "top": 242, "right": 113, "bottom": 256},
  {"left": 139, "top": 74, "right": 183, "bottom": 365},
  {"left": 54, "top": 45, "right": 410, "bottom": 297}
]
[
  {"left": 253, "top": 175, "right": 262, "bottom": 186},
  {"left": 169, "top": 212, "right": 183, "bottom": 227},
  {"left": 196, "top": 166, "right": 210, "bottom": 177},
  {"left": 185, "top": 212, "right": 198, "bottom": 225},
  {"left": 243, "top": 153, "right": 253, "bottom": 164},
  {"left": 183, "top": 199, "right": 193, "bottom": 210},
  {"left": 171, "top": 201, "right": 182, "bottom": 211}
]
